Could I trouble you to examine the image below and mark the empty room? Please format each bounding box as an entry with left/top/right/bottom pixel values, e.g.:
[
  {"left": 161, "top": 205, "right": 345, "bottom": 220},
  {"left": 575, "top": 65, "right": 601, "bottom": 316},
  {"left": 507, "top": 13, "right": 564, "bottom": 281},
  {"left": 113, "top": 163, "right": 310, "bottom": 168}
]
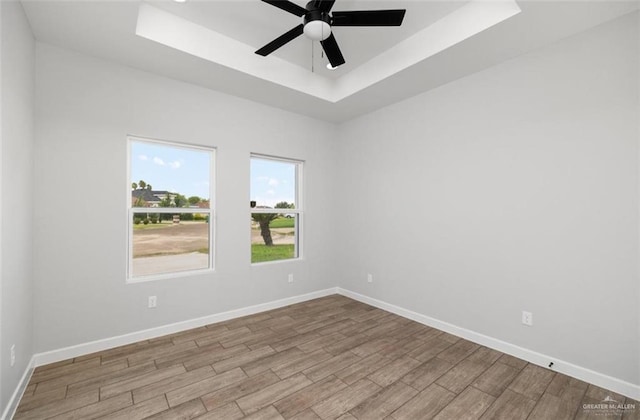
[{"left": 1, "top": 0, "right": 639, "bottom": 419}]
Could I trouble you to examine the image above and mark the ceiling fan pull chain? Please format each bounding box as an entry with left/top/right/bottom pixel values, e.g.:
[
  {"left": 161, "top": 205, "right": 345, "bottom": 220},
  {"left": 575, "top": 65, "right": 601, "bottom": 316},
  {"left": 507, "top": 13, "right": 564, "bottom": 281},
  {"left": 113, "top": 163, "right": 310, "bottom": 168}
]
[
  {"left": 321, "top": 25, "right": 325, "bottom": 58},
  {"left": 311, "top": 40, "right": 315, "bottom": 73}
]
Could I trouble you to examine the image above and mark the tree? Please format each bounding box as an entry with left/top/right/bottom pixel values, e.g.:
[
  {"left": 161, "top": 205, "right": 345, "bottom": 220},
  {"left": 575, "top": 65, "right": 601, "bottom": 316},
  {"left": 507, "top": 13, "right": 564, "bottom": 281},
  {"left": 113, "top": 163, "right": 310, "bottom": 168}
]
[
  {"left": 188, "top": 196, "right": 201, "bottom": 206},
  {"left": 138, "top": 180, "right": 146, "bottom": 189},
  {"left": 146, "top": 184, "right": 152, "bottom": 190},
  {"left": 275, "top": 201, "right": 294, "bottom": 209},
  {"left": 157, "top": 195, "right": 172, "bottom": 221},
  {"left": 275, "top": 201, "right": 294, "bottom": 217},
  {"left": 132, "top": 182, "right": 138, "bottom": 190},
  {"left": 173, "top": 194, "right": 188, "bottom": 208},
  {"left": 159, "top": 196, "right": 172, "bottom": 207},
  {"left": 252, "top": 213, "right": 278, "bottom": 246}
]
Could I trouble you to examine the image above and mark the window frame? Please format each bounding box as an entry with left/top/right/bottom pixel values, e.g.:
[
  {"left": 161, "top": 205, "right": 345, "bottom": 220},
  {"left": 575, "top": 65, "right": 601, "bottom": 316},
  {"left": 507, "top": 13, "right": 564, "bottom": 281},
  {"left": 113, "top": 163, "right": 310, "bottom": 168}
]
[
  {"left": 127, "top": 136, "right": 216, "bottom": 283},
  {"left": 250, "top": 153, "right": 304, "bottom": 265}
]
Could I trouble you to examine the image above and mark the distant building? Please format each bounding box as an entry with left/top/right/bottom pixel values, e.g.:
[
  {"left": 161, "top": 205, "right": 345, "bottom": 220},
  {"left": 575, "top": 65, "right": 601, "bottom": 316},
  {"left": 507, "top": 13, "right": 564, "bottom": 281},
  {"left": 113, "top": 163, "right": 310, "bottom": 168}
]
[{"left": 131, "top": 190, "right": 176, "bottom": 207}]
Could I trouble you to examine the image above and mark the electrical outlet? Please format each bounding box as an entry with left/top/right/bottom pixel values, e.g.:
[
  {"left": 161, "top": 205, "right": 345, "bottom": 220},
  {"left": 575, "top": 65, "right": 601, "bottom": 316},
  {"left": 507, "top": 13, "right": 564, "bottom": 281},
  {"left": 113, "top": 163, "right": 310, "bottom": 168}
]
[
  {"left": 10, "top": 344, "right": 16, "bottom": 367},
  {"left": 148, "top": 296, "right": 157, "bottom": 308},
  {"left": 367, "top": 273, "right": 373, "bottom": 283},
  {"left": 288, "top": 274, "right": 294, "bottom": 283},
  {"left": 522, "top": 311, "right": 533, "bottom": 326}
]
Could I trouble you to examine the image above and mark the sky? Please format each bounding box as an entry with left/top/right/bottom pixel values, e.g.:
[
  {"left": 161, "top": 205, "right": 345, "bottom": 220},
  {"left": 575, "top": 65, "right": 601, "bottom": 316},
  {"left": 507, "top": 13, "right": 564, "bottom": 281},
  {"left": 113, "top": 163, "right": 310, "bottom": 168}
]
[
  {"left": 131, "top": 141, "right": 211, "bottom": 199},
  {"left": 131, "top": 141, "right": 297, "bottom": 207},
  {"left": 251, "top": 157, "right": 296, "bottom": 208}
]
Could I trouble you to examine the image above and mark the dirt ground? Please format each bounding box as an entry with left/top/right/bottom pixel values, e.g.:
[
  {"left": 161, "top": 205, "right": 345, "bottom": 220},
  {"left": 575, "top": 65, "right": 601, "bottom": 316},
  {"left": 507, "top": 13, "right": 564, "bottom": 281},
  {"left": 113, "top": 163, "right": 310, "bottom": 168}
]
[
  {"left": 250, "top": 227, "right": 295, "bottom": 245},
  {"left": 132, "top": 222, "right": 294, "bottom": 258},
  {"left": 132, "top": 222, "right": 209, "bottom": 257}
]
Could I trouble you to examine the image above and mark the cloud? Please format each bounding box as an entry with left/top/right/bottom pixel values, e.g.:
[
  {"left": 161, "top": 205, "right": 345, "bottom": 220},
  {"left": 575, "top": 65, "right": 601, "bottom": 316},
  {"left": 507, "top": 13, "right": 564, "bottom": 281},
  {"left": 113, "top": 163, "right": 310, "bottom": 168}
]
[
  {"left": 256, "top": 176, "right": 269, "bottom": 182},
  {"left": 153, "top": 157, "right": 165, "bottom": 166},
  {"left": 168, "top": 160, "right": 182, "bottom": 169},
  {"left": 268, "top": 178, "right": 279, "bottom": 187},
  {"left": 138, "top": 154, "right": 148, "bottom": 161},
  {"left": 266, "top": 189, "right": 275, "bottom": 195}
]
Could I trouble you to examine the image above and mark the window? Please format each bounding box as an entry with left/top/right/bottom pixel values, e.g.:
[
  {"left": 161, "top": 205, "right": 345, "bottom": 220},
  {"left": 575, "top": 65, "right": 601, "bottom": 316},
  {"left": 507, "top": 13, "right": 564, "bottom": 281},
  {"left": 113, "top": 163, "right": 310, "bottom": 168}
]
[
  {"left": 250, "top": 155, "right": 302, "bottom": 264},
  {"left": 128, "top": 137, "right": 214, "bottom": 281}
]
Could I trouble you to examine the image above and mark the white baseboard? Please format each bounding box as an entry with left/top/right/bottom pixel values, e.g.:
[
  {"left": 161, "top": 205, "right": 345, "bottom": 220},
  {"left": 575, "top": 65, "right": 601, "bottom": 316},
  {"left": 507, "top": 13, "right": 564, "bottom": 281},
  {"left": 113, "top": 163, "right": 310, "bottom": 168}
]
[
  {"left": 1, "top": 356, "right": 35, "bottom": 420},
  {"left": 336, "top": 287, "right": 640, "bottom": 401},
  {"left": 33, "top": 288, "right": 338, "bottom": 367}
]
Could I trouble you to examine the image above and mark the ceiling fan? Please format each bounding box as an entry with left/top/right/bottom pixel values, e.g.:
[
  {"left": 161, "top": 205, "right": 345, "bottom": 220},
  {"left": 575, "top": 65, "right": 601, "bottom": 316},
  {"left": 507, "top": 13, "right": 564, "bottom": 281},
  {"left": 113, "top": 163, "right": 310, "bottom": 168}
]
[{"left": 255, "top": 0, "right": 406, "bottom": 68}]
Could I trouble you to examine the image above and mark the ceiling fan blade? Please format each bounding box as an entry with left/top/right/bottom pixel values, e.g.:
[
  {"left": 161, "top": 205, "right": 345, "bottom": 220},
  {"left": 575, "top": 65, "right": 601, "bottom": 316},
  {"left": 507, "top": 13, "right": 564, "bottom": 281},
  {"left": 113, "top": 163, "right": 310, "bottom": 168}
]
[
  {"left": 261, "top": 0, "right": 307, "bottom": 17},
  {"left": 331, "top": 9, "right": 406, "bottom": 26},
  {"left": 310, "top": 0, "right": 336, "bottom": 13},
  {"left": 320, "top": 33, "right": 345, "bottom": 67},
  {"left": 255, "top": 24, "right": 304, "bottom": 56}
]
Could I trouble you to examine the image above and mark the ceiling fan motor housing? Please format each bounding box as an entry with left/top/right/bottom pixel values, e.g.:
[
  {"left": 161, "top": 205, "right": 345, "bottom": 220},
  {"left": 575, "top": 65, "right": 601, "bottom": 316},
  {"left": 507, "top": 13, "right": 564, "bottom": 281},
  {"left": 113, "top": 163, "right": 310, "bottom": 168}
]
[
  {"left": 256, "top": 0, "right": 407, "bottom": 68},
  {"left": 303, "top": 8, "right": 332, "bottom": 41}
]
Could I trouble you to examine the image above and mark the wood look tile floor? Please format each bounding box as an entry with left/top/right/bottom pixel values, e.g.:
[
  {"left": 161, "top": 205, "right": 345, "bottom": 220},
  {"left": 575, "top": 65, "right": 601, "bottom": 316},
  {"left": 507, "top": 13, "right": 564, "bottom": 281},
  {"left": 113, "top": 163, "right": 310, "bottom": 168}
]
[{"left": 15, "top": 295, "right": 639, "bottom": 420}]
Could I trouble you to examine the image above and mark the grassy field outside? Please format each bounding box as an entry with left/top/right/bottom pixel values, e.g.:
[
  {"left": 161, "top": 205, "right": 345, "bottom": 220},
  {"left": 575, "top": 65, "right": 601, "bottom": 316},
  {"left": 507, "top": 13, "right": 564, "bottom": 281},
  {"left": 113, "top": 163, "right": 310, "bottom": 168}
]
[
  {"left": 251, "top": 216, "right": 296, "bottom": 262},
  {"left": 132, "top": 222, "right": 172, "bottom": 230},
  {"left": 133, "top": 220, "right": 208, "bottom": 230},
  {"left": 251, "top": 244, "right": 295, "bottom": 263},
  {"left": 268, "top": 217, "right": 295, "bottom": 228}
]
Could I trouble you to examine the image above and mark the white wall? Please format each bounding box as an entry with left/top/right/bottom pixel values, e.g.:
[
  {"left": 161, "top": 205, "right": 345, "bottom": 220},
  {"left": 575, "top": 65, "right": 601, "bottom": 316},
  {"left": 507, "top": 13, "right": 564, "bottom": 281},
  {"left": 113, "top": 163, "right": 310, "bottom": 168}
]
[
  {"left": 335, "top": 12, "right": 639, "bottom": 386},
  {"left": 33, "top": 44, "right": 338, "bottom": 353},
  {"left": 0, "top": 0, "right": 35, "bottom": 413}
]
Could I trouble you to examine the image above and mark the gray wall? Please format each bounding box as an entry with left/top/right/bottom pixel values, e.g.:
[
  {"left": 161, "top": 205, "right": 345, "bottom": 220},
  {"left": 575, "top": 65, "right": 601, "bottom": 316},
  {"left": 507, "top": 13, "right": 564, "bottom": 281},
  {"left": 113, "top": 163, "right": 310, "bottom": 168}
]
[
  {"left": 32, "top": 44, "right": 338, "bottom": 353},
  {"left": 335, "top": 12, "right": 639, "bottom": 385},
  {"left": 0, "top": 0, "right": 35, "bottom": 412}
]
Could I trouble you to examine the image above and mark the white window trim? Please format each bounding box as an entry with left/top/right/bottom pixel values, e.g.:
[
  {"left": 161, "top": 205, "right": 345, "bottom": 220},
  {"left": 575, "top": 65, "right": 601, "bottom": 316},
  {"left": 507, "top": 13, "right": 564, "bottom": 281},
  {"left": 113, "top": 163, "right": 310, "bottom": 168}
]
[
  {"left": 127, "top": 135, "right": 216, "bottom": 283},
  {"left": 250, "top": 153, "right": 304, "bottom": 264}
]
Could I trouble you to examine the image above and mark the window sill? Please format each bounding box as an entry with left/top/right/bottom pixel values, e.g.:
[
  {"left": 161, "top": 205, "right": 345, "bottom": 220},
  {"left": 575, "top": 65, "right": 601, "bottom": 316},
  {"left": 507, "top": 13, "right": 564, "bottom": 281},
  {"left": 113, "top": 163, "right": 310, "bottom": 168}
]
[
  {"left": 251, "top": 258, "right": 303, "bottom": 267},
  {"left": 126, "top": 267, "right": 215, "bottom": 284}
]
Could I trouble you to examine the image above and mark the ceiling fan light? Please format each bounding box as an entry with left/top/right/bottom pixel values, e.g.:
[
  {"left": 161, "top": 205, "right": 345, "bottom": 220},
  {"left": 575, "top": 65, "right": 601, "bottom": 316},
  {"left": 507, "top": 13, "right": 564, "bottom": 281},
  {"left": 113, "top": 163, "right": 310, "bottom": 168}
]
[{"left": 304, "top": 20, "right": 331, "bottom": 41}]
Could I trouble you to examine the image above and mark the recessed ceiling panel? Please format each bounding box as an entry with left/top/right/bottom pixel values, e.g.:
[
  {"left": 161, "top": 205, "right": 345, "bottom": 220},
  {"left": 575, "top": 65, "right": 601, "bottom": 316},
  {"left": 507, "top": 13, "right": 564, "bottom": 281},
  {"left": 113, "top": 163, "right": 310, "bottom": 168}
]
[
  {"left": 136, "top": 0, "right": 522, "bottom": 101},
  {"left": 152, "top": 0, "right": 472, "bottom": 78}
]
